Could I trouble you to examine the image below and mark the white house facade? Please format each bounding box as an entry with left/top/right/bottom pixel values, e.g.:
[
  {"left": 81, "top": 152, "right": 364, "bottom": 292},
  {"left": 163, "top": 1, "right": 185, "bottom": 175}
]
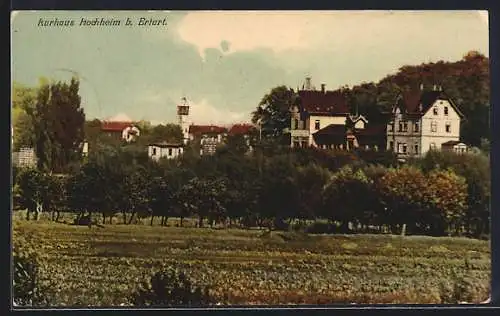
[
  {"left": 289, "top": 81, "right": 350, "bottom": 148},
  {"left": 148, "top": 142, "right": 184, "bottom": 161},
  {"left": 387, "top": 87, "right": 464, "bottom": 160}
]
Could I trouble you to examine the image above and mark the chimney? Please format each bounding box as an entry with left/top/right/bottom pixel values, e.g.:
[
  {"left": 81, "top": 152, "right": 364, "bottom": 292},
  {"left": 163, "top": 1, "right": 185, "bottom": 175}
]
[
  {"left": 305, "top": 77, "right": 312, "bottom": 90},
  {"left": 321, "top": 84, "right": 326, "bottom": 93}
]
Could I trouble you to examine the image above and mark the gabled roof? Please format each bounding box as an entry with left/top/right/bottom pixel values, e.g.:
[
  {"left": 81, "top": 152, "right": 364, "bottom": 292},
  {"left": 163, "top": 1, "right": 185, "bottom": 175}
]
[
  {"left": 101, "top": 121, "right": 137, "bottom": 132},
  {"left": 228, "top": 124, "right": 256, "bottom": 136},
  {"left": 189, "top": 125, "right": 228, "bottom": 135},
  {"left": 313, "top": 124, "right": 347, "bottom": 145},
  {"left": 298, "top": 90, "right": 350, "bottom": 115},
  {"left": 394, "top": 90, "right": 464, "bottom": 118}
]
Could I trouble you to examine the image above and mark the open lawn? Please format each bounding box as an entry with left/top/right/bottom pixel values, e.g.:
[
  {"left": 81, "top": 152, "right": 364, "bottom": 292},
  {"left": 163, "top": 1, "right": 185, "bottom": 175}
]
[{"left": 12, "top": 213, "right": 491, "bottom": 306}]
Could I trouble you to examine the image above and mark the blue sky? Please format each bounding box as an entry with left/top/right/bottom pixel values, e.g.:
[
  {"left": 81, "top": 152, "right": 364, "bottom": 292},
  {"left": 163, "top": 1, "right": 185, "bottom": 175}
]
[{"left": 11, "top": 11, "right": 489, "bottom": 125}]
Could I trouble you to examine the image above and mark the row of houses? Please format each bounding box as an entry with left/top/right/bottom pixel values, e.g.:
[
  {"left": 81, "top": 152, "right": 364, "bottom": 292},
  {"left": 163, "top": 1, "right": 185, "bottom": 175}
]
[
  {"left": 12, "top": 78, "right": 470, "bottom": 167},
  {"left": 287, "top": 78, "right": 467, "bottom": 160}
]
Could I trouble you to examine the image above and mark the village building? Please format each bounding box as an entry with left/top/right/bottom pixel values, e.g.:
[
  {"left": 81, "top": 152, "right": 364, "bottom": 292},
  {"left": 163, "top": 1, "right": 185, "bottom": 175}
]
[
  {"left": 13, "top": 147, "right": 37, "bottom": 168},
  {"left": 228, "top": 123, "right": 257, "bottom": 152},
  {"left": 288, "top": 77, "right": 386, "bottom": 151},
  {"left": 147, "top": 142, "right": 184, "bottom": 161},
  {"left": 386, "top": 85, "right": 465, "bottom": 160},
  {"left": 100, "top": 113, "right": 140, "bottom": 143},
  {"left": 189, "top": 125, "right": 228, "bottom": 156}
]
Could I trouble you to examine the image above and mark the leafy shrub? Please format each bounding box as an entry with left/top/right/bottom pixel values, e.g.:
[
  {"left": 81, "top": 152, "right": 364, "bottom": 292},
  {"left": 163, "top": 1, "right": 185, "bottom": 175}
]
[
  {"left": 12, "top": 235, "right": 51, "bottom": 307},
  {"left": 305, "top": 221, "right": 335, "bottom": 234},
  {"left": 130, "top": 266, "right": 214, "bottom": 307}
]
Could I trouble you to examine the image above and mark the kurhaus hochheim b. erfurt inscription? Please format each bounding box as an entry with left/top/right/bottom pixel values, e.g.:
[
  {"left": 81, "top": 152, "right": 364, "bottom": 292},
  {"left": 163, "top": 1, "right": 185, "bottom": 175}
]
[{"left": 37, "top": 17, "right": 168, "bottom": 27}]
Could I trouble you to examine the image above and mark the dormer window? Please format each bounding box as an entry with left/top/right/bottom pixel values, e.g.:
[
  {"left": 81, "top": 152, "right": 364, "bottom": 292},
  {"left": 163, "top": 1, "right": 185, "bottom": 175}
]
[
  {"left": 444, "top": 106, "right": 449, "bottom": 116},
  {"left": 433, "top": 107, "right": 438, "bottom": 115}
]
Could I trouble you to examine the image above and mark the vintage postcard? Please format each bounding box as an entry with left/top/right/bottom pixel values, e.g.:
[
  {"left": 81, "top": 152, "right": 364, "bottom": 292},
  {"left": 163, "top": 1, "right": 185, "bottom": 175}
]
[{"left": 11, "top": 10, "right": 491, "bottom": 307}]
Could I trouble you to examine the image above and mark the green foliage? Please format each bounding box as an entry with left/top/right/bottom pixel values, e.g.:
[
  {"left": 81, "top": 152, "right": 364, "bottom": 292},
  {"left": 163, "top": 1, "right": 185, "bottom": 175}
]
[
  {"left": 322, "top": 166, "right": 373, "bottom": 232},
  {"left": 251, "top": 86, "right": 298, "bottom": 143},
  {"left": 30, "top": 78, "right": 86, "bottom": 173},
  {"left": 12, "top": 234, "right": 52, "bottom": 307},
  {"left": 130, "top": 266, "right": 214, "bottom": 307},
  {"left": 12, "top": 82, "right": 37, "bottom": 151}
]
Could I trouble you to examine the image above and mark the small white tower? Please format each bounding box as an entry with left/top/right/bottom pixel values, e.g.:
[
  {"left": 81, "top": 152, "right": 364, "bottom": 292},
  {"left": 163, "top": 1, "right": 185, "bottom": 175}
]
[{"left": 177, "top": 97, "right": 190, "bottom": 145}]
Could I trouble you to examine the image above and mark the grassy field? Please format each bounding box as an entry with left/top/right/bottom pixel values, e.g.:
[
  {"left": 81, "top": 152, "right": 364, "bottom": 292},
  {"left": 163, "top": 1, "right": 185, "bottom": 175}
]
[{"left": 12, "top": 212, "right": 491, "bottom": 306}]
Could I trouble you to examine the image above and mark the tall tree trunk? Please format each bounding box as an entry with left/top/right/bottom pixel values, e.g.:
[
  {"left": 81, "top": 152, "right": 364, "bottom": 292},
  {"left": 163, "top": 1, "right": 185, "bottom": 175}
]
[
  {"left": 128, "top": 211, "right": 136, "bottom": 225},
  {"left": 122, "top": 211, "right": 127, "bottom": 224},
  {"left": 180, "top": 217, "right": 184, "bottom": 227},
  {"left": 198, "top": 216, "right": 203, "bottom": 228},
  {"left": 26, "top": 209, "right": 30, "bottom": 221},
  {"left": 150, "top": 215, "right": 154, "bottom": 226}
]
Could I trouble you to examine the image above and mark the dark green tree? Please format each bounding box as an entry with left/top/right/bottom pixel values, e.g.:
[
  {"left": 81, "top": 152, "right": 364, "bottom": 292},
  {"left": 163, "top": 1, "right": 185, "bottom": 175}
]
[
  {"left": 251, "top": 86, "right": 298, "bottom": 143},
  {"left": 30, "top": 78, "right": 86, "bottom": 173}
]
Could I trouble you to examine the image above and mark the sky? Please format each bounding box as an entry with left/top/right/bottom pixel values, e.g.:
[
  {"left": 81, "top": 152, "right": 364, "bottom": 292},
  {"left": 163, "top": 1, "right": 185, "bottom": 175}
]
[{"left": 11, "top": 11, "right": 489, "bottom": 126}]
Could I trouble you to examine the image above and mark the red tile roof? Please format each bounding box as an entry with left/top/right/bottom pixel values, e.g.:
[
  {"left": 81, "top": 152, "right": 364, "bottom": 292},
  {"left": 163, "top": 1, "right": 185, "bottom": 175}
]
[
  {"left": 228, "top": 124, "right": 256, "bottom": 136},
  {"left": 298, "top": 90, "right": 350, "bottom": 115},
  {"left": 101, "top": 121, "right": 136, "bottom": 132},
  {"left": 396, "top": 90, "right": 463, "bottom": 117},
  {"left": 189, "top": 125, "right": 228, "bottom": 135}
]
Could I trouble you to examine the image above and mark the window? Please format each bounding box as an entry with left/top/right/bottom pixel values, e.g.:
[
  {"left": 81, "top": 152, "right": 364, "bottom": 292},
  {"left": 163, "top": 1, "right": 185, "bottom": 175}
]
[
  {"left": 389, "top": 141, "right": 394, "bottom": 151},
  {"left": 403, "top": 121, "right": 408, "bottom": 132},
  {"left": 398, "top": 121, "right": 403, "bottom": 132},
  {"left": 294, "top": 119, "right": 299, "bottom": 129},
  {"left": 414, "top": 122, "right": 419, "bottom": 132},
  {"left": 402, "top": 144, "right": 407, "bottom": 153},
  {"left": 414, "top": 144, "right": 419, "bottom": 154},
  {"left": 315, "top": 120, "right": 320, "bottom": 130},
  {"left": 444, "top": 106, "right": 449, "bottom": 116},
  {"left": 431, "top": 121, "right": 437, "bottom": 132},
  {"left": 430, "top": 143, "right": 436, "bottom": 150},
  {"left": 152, "top": 147, "right": 157, "bottom": 155},
  {"left": 445, "top": 122, "right": 451, "bottom": 133},
  {"left": 433, "top": 107, "right": 438, "bottom": 115},
  {"left": 388, "top": 122, "right": 394, "bottom": 132},
  {"left": 168, "top": 148, "right": 173, "bottom": 156},
  {"left": 293, "top": 141, "right": 300, "bottom": 148}
]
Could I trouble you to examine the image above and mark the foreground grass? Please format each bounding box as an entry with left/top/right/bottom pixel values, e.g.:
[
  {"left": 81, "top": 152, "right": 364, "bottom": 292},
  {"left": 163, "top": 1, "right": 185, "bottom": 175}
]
[{"left": 12, "top": 217, "right": 490, "bottom": 306}]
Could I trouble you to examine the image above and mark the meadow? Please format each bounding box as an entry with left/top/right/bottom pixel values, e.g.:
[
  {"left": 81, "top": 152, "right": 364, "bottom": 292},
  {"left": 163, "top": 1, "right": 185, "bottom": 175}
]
[{"left": 12, "top": 211, "right": 491, "bottom": 307}]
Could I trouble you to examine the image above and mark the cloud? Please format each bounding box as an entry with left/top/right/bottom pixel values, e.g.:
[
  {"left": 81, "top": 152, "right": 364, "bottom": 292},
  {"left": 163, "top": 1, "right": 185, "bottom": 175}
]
[
  {"left": 188, "top": 99, "right": 248, "bottom": 125},
  {"left": 177, "top": 11, "right": 316, "bottom": 58},
  {"left": 176, "top": 11, "right": 489, "bottom": 61}
]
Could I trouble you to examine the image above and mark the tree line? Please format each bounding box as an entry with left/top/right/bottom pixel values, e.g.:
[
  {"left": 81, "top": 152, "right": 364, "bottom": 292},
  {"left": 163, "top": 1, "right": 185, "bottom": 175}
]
[{"left": 13, "top": 143, "right": 490, "bottom": 239}]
